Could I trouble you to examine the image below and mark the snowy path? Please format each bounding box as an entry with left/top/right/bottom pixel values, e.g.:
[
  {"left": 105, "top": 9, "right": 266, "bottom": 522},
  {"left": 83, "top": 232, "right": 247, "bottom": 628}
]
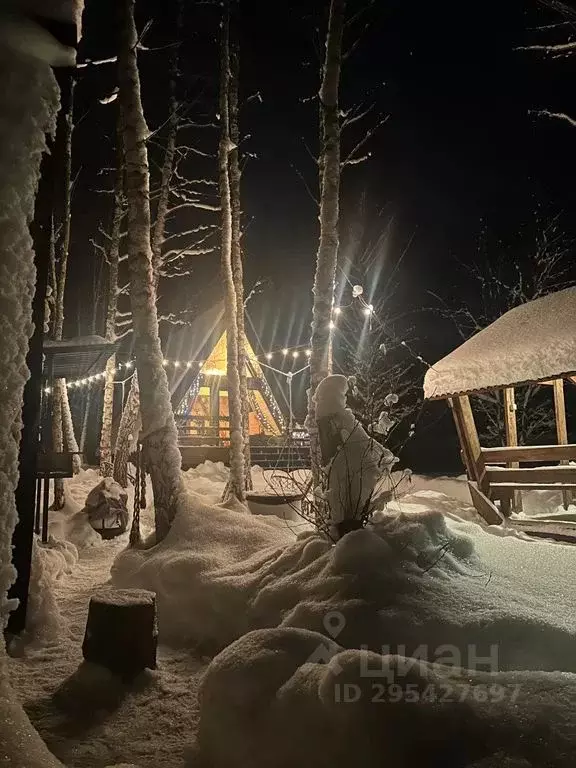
[{"left": 8, "top": 538, "right": 208, "bottom": 768}]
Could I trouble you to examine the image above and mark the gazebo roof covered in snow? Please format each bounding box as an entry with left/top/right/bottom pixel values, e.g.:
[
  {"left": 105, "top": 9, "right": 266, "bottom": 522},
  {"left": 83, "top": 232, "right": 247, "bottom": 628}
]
[{"left": 424, "top": 287, "right": 576, "bottom": 400}]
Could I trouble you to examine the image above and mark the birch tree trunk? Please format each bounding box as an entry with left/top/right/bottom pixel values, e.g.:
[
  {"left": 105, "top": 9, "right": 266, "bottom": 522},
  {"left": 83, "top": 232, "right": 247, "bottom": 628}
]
[
  {"left": 113, "top": 15, "right": 179, "bottom": 480},
  {"left": 100, "top": 117, "right": 124, "bottom": 477},
  {"left": 117, "top": 0, "right": 183, "bottom": 541},
  {"left": 52, "top": 75, "right": 81, "bottom": 484},
  {"left": 113, "top": 373, "right": 140, "bottom": 488},
  {"left": 228, "top": 32, "right": 252, "bottom": 490},
  {"left": 219, "top": 3, "right": 246, "bottom": 503},
  {"left": 306, "top": 0, "right": 346, "bottom": 487},
  {"left": 62, "top": 385, "right": 81, "bottom": 471}
]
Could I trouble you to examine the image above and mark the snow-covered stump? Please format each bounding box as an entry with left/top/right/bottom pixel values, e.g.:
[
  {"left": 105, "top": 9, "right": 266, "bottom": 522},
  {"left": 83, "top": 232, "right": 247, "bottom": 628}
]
[{"left": 82, "top": 588, "right": 157, "bottom": 680}]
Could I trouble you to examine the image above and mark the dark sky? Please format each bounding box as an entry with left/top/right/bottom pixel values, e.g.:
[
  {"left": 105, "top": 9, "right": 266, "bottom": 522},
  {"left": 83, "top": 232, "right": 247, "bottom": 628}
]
[{"left": 72, "top": 0, "right": 576, "bottom": 471}]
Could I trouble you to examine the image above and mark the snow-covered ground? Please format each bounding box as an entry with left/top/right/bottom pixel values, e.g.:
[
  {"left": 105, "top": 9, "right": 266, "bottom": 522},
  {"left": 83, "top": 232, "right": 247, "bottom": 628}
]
[{"left": 6, "top": 463, "right": 576, "bottom": 767}]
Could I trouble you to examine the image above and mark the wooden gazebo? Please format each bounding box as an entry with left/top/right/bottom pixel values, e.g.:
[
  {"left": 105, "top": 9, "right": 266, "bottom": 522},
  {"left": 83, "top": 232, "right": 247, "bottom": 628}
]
[{"left": 424, "top": 287, "right": 576, "bottom": 537}]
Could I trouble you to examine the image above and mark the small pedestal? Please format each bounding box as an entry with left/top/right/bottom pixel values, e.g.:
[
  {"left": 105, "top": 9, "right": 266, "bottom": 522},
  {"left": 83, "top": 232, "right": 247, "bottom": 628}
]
[{"left": 82, "top": 588, "right": 157, "bottom": 680}]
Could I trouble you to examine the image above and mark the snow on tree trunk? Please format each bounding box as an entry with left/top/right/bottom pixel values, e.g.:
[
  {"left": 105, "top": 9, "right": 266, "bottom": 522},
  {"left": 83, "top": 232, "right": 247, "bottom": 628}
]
[
  {"left": 100, "top": 121, "right": 123, "bottom": 477},
  {"left": 314, "top": 375, "right": 398, "bottom": 538},
  {"left": 307, "top": 0, "right": 346, "bottom": 489},
  {"left": 113, "top": 373, "right": 140, "bottom": 488},
  {"left": 52, "top": 379, "right": 66, "bottom": 509},
  {"left": 219, "top": 3, "right": 246, "bottom": 503},
  {"left": 52, "top": 76, "right": 80, "bottom": 477},
  {"left": 0, "top": 47, "right": 59, "bottom": 652},
  {"left": 61, "top": 379, "right": 81, "bottom": 471},
  {"left": 228, "top": 33, "right": 252, "bottom": 490},
  {"left": 79, "top": 386, "right": 92, "bottom": 453},
  {"left": 117, "top": 0, "right": 183, "bottom": 541}
]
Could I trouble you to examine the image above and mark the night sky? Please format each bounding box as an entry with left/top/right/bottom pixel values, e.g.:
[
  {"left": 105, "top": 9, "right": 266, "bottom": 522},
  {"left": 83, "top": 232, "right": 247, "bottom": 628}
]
[{"left": 71, "top": 0, "right": 576, "bottom": 471}]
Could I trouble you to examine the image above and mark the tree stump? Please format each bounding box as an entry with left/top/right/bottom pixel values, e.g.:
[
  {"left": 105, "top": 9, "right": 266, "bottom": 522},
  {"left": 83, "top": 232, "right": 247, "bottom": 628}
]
[{"left": 82, "top": 588, "right": 157, "bottom": 680}]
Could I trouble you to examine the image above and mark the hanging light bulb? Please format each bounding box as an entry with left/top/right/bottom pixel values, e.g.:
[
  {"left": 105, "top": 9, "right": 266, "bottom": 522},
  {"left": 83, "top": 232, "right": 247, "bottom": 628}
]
[
  {"left": 174, "top": 360, "right": 180, "bottom": 368},
  {"left": 363, "top": 303, "right": 374, "bottom": 316},
  {"left": 329, "top": 320, "right": 335, "bottom": 330},
  {"left": 292, "top": 350, "right": 299, "bottom": 358},
  {"left": 162, "top": 359, "right": 168, "bottom": 366},
  {"left": 266, "top": 352, "right": 273, "bottom": 360},
  {"left": 282, "top": 348, "right": 288, "bottom": 356},
  {"left": 352, "top": 285, "right": 364, "bottom": 298},
  {"left": 305, "top": 349, "right": 311, "bottom": 357},
  {"left": 126, "top": 361, "right": 133, "bottom": 369},
  {"left": 186, "top": 361, "right": 192, "bottom": 368},
  {"left": 333, "top": 307, "right": 341, "bottom": 315}
]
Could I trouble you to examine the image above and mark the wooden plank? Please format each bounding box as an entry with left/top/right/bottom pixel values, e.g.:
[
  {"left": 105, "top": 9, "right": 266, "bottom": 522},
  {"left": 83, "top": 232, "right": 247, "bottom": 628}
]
[
  {"left": 452, "top": 396, "right": 483, "bottom": 483},
  {"left": 492, "top": 482, "right": 576, "bottom": 493},
  {"left": 486, "top": 465, "right": 576, "bottom": 484},
  {"left": 503, "top": 388, "right": 518, "bottom": 447},
  {"left": 507, "top": 518, "right": 576, "bottom": 544},
  {"left": 468, "top": 481, "right": 504, "bottom": 525},
  {"left": 502, "top": 387, "right": 522, "bottom": 514},
  {"left": 449, "top": 398, "right": 476, "bottom": 480},
  {"left": 553, "top": 379, "right": 571, "bottom": 510},
  {"left": 481, "top": 444, "right": 576, "bottom": 463}
]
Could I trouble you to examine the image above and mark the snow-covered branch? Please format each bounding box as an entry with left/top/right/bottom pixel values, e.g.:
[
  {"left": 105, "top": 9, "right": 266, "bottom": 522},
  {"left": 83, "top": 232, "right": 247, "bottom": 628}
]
[
  {"left": 531, "top": 108, "right": 576, "bottom": 127},
  {"left": 342, "top": 113, "right": 389, "bottom": 167}
]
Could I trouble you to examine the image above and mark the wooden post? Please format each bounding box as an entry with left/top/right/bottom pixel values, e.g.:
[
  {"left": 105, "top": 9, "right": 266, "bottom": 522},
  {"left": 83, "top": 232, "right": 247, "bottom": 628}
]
[
  {"left": 451, "top": 396, "right": 484, "bottom": 484},
  {"left": 503, "top": 387, "right": 522, "bottom": 514},
  {"left": 553, "top": 378, "right": 571, "bottom": 510}
]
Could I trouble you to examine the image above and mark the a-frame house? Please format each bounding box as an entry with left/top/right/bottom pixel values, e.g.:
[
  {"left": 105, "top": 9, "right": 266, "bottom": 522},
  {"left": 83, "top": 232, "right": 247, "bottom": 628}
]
[
  {"left": 167, "top": 303, "right": 285, "bottom": 445},
  {"left": 175, "top": 328, "right": 285, "bottom": 440}
]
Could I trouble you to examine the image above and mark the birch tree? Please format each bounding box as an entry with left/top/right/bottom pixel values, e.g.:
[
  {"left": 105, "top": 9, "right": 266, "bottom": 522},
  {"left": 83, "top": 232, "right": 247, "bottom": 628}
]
[
  {"left": 51, "top": 76, "right": 80, "bottom": 508},
  {"left": 219, "top": 2, "right": 246, "bottom": 502},
  {"left": 99, "top": 117, "right": 124, "bottom": 476},
  {"left": 228, "top": 7, "right": 252, "bottom": 488},
  {"left": 117, "top": 0, "right": 183, "bottom": 541},
  {"left": 307, "top": 0, "right": 346, "bottom": 486}
]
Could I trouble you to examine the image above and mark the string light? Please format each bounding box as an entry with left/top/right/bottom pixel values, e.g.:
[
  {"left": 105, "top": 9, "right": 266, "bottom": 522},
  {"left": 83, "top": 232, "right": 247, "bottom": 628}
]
[
  {"left": 174, "top": 361, "right": 180, "bottom": 368},
  {"left": 125, "top": 361, "right": 133, "bottom": 369},
  {"left": 266, "top": 352, "right": 273, "bottom": 360},
  {"left": 292, "top": 350, "right": 299, "bottom": 358},
  {"left": 305, "top": 349, "right": 311, "bottom": 357},
  {"left": 329, "top": 320, "right": 335, "bottom": 330},
  {"left": 282, "top": 348, "right": 288, "bottom": 355},
  {"left": 333, "top": 307, "right": 341, "bottom": 315}
]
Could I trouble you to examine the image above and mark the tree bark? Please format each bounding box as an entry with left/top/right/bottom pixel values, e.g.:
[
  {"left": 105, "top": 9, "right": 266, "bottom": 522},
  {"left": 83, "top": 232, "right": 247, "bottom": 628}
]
[
  {"left": 100, "top": 114, "right": 124, "bottom": 477},
  {"left": 219, "top": 3, "right": 246, "bottom": 502},
  {"left": 113, "top": 373, "right": 140, "bottom": 488},
  {"left": 114, "top": 7, "right": 180, "bottom": 479},
  {"left": 228, "top": 29, "right": 252, "bottom": 490},
  {"left": 117, "top": 0, "right": 183, "bottom": 541},
  {"left": 61, "top": 380, "right": 81, "bottom": 471},
  {"left": 52, "top": 76, "right": 80, "bottom": 480},
  {"left": 307, "top": 0, "right": 346, "bottom": 487}
]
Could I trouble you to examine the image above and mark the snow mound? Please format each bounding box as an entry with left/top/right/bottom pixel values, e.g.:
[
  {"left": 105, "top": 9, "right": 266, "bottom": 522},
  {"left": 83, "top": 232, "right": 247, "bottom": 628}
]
[
  {"left": 113, "top": 490, "right": 576, "bottom": 677},
  {"left": 112, "top": 492, "right": 298, "bottom": 648},
  {"left": 198, "top": 627, "right": 576, "bottom": 768}
]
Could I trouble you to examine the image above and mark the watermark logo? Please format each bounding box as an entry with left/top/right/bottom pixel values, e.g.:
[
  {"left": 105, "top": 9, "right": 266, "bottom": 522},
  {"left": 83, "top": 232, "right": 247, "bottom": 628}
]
[{"left": 306, "top": 611, "right": 521, "bottom": 704}]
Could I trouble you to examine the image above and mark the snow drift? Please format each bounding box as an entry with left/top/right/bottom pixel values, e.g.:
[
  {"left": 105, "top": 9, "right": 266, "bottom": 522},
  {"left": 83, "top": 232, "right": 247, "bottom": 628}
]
[
  {"left": 113, "top": 489, "right": 576, "bottom": 675},
  {"left": 198, "top": 627, "right": 576, "bottom": 768}
]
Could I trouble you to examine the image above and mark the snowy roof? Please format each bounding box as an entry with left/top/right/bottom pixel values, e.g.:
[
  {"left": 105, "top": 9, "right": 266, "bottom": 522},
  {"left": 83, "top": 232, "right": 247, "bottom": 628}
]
[
  {"left": 424, "top": 287, "right": 576, "bottom": 399},
  {"left": 43, "top": 336, "right": 118, "bottom": 379}
]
